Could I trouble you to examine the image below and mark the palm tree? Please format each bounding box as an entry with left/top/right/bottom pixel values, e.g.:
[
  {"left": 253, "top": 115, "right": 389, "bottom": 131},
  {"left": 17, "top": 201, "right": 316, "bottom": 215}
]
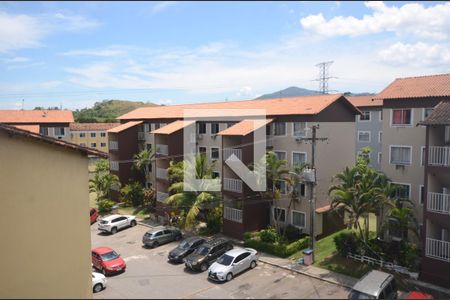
[
  {"left": 133, "top": 148, "right": 155, "bottom": 182},
  {"left": 89, "top": 173, "right": 121, "bottom": 201},
  {"left": 283, "top": 163, "right": 308, "bottom": 236}
]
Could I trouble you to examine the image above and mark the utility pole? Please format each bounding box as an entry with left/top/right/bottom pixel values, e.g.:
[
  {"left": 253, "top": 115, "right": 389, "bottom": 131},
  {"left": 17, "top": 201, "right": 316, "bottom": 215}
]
[
  {"left": 314, "top": 61, "right": 335, "bottom": 94},
  {"left": 302, "top": 124, "right": 328, "bottom": 262}
]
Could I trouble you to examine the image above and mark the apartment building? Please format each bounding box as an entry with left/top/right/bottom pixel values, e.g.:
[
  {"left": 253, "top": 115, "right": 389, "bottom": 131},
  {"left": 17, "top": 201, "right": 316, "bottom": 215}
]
[
  {"left": 377, "top": 74, "right": 450, "bottom": 228},
  {"left": 419, "top": 100, "right": 450, "bottom": 288},
  {"left": 0, "top": 124, "right": 107, "bottom": 298},
  {"left": 0, "top": 109, "right": 73, "bottom": 141},
  {"left": 348, "top": 95, "right": 383, "bottom": 170},
  {"left": 70, "top": 123, "right": 119, "bottom": 152},
  {"left": 113, "top": 94, "right": 360, "bottom": 239}
]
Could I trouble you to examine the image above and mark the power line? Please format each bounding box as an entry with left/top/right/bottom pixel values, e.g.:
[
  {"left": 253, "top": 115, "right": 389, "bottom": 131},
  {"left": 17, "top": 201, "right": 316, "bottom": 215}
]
[{"left": 313, "top": 61, "right": 337, "bottom": 94}]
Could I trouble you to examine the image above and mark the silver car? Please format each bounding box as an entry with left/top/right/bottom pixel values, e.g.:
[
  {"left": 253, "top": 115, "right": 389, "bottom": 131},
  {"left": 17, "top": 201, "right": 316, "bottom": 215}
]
[
  {"left": 142, "top": 227, "right": 182, "bottom": 248},
  {"left": 208, "top": 247, "right": 259, "bottom": 282}
]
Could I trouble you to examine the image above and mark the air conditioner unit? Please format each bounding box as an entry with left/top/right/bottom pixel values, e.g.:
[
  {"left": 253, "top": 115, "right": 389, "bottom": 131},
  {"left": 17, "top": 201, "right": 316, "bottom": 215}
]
[{"left": 302, "top": 168, "right": 316, "bottom": 183}]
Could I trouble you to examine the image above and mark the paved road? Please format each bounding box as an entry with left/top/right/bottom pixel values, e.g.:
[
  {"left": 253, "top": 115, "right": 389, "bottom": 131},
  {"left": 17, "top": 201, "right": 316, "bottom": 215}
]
[{"left": 91, "top": 224, "right": 349, "bottom": 299}]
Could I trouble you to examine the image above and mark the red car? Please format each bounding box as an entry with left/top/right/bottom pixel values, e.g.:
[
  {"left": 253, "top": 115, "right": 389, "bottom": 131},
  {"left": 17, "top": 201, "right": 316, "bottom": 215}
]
[
  {"left": 406, "top": 291, "right": 434, "bottom": 299},
  {"left": 90, "top": 208, "right": 98, "bottom": 224},
  {"left": 91, "top": 247, "right": 126, "bottom": 276}
]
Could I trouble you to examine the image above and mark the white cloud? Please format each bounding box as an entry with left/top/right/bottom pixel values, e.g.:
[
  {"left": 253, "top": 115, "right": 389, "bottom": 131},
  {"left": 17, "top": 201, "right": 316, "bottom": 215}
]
[
  {"left": 151, "top": 1, "right": 179, "bottom": 14},
  {"left": 378, "top": 42, "right": 450, "bottom": 67},
  {"left": 2, "top": 56, "right": 30, "bottom": 63},
  {"left": 237, "top": 86, "right": 253, "bottom": 98},
  {"left": 300, "top": 2, "right": 450, "bottom": 40},
  {"left": 61, "top": 48, "right": 124, "bottom": 57},
  {"left": 51, "top": 13, "right": 100, "bottom": 31}
]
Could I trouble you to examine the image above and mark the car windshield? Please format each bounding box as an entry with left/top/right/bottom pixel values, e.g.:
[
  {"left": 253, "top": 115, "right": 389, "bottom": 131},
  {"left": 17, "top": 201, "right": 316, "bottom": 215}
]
[
  {"left": 100, "top": 220, "right": 109, "bottom": 224},
  {"left": 178, "top": 240, "right": 192, "bottom": 250},
  {"left": 216, "top": 254, "right": 234, "bottom": 266},
  {"left": 101, "top": 251, "right": 119, "bottom": 261},
  {"left": 349, "top": 290, "right": 376, "bottom": 300},
  {"left": 195, "top": 246, "right": 210, "bottom": 256}
]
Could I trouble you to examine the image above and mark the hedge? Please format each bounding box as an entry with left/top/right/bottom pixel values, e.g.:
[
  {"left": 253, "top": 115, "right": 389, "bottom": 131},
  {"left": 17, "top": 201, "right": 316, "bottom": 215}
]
[{"left": 244, "top": 235, "right": 311, "bottom": 258}]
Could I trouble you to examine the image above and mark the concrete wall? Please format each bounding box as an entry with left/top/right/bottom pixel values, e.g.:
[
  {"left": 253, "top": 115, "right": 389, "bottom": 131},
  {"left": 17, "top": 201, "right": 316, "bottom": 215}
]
[
  {"left": 355, "top": 107, "right": 382, "bottom": 170},
  {"left": 0, "top": 131, "right": 92, "bottom": 298},
  {"left": 71, "top": 130, "right": 109, "bottom": 152}
]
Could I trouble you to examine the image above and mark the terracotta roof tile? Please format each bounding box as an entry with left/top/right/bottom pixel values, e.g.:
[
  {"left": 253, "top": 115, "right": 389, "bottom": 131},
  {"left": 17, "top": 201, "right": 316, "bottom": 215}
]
[
  {"left": 0, "top": 110, "right": 74, "bottom": 124},
  {"left": 218, "top": 119, "right": 273, "bottom": 136},
  {"left": 419, "top": 101, "right": 450, "bottom": 125},
  {"left": 13, "top": 125, "right": 40, "bottom": 134},
  {"left": 107, "top": 121, "right": 143, "bottom": 133},
  {"left": 347, "top": 95, "right": 382, "bottom": 108},
  {"left": 70, "top": 123, "right": 120, "bottom": 131},
  {"left": 151, "top": 120, "right": 195, "bottom": 135},
  {"left": 376, "top": 73, "right": 450, "bottom": 100}
]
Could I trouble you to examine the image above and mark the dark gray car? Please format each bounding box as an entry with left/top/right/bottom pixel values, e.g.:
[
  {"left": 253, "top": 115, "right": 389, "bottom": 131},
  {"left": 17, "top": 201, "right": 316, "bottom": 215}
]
[{"left": 142, "top": 227, "right": 182, "bottom": 248}]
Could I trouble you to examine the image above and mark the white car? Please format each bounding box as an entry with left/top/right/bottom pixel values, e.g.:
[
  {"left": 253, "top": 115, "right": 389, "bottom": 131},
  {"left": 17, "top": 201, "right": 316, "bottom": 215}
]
[
  {"left": 207, "top": 247, "right": 259, "bottom": 282},
  {"left": 98, "top": 214, "right": 137, "bottom": 234},
  {"left": 92, "top": 272, "right": 107, "bottom": 293}
]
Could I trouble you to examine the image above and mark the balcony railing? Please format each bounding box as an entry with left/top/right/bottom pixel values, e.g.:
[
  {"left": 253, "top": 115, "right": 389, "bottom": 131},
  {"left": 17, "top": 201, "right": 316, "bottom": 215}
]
[
  {"left": 156, "top": 167, "right": 168, "bottom": 180},
  {"left": 223, "top": 148, "right": 242, "bottom": 161},
  {"left": 224, "top": 207, "right": 243, "bottom": 223},
  {"left": 156, "top": 144, "right": 169, "bottom": 156},
  {"left": 110, "top": 161, "right": 119, "bottom": 171},
  {"left": 156, "top": 191, "right": 169, "bottom": 202},
  {"left": 138, "top": 132, "right": 145, "bottom": 141},
  {"left": 109, "top": 141, "right": 119, "bottom": 150},
  {"left": 426, "top": 238, "right": 450, "bottom": 262},
  {"left": 428, "top": 192, "right": 450, "bottom": 215},
  {"left": 223, "top": 178, "right": 243, "bottom": 193},
  {"left": 428, "top": 146, "right": 450, "bottom": 167}
]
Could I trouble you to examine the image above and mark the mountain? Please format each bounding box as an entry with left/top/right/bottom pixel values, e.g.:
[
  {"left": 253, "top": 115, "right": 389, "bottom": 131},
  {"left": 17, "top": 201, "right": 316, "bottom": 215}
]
[
  {"left": 255, "top": 87, "right": 375, "bottom": 99},
  {"left": 73, "top": 100, "right": 158, "bottom": 123}
]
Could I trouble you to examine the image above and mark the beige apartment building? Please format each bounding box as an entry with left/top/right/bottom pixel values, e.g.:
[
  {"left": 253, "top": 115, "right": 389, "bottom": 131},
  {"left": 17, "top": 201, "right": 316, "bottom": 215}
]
[
  {"left": 70, "top": 123, "right": 119, "bottom": 153},
  {"left": 0, "top": 109, "right": 74, "bottom": 141},
  {"left": 0, "top": 124, "right": 107, "bottom": 298},
  {"left": 110, "top": 94, "right": 360, "bottom": 239}
]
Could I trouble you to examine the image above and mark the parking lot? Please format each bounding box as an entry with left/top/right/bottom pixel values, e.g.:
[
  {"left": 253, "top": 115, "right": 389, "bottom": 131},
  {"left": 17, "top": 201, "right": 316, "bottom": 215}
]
[{"left": 91, "top": 223, "right": 350, "bottom": 299}]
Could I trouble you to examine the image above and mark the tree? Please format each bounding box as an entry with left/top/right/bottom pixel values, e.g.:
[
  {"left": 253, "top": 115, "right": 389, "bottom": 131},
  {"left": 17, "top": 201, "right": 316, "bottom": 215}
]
[
  {"left": 120, "top": 181, "right": 144, "bottom": 207},
  {"left": 89, "top": 159, "right": 120, "bottom": 202},
  {"left": 133, "top": 148, "right": 155, "bottom": 182}
]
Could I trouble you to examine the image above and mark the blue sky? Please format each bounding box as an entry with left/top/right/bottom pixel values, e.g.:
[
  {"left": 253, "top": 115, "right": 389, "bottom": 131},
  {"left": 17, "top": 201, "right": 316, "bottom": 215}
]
[{"left": 0, "top": 1, "right": 449, "bottom": 110}]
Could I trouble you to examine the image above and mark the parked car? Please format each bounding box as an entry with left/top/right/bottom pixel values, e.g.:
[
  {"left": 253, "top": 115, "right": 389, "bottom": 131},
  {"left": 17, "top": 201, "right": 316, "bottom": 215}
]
[
  {"left": 348, "top": 270, "right": 398, "bottom": 299},
  {"left": 90, "top": 208, "right": 98, "bottom": 224},
  {"left": 208, "top": 247, "right": 259, "bottom": 282},
  {"left": 168, "top": 236, "right": 207, "bottom": 263},
  {"left": 184, "top": 238, "right": 233, "bottom": 272},
  {"left": 92, "top": 272, "right": 107, "bottom": 293},
  {"left": 98, "top": 214, "right": 137, "bottom": 234},
  {"left": 405, "top": 291, "right": 434, "bottom": 299},
  {"left": 142, "top": 227, "right": 182, "bottom": 248},
  {"left": 91, "top": 246, "right": 126, "bottom": 276}
]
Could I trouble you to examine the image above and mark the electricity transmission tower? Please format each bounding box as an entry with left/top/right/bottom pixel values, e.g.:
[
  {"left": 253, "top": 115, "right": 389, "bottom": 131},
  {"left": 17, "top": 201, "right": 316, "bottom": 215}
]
[{"left": 314, "top": 61, "right": 335, "bottom": 94}]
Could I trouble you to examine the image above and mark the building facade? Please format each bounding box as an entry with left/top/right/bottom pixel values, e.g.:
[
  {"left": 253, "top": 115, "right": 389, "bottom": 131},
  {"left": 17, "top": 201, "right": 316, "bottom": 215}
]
[{"left": 70, "top": 123, "right": 119, "bottom": 153}]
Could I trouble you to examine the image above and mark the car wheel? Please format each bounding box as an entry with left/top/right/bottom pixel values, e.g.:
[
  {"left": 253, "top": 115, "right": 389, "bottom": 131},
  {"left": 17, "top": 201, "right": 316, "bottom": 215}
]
[
  {"left": 226, "top": 273, "right": 233, "bottom": 281},
  {"left": 93, "top": 283, "right": 103, "bottom": 293},
  {"left": 130, "top": 220, "right": 137, "bottom": 227},
  {"left": 153, "top": 241, "right": 159, "bottom": 248},
  {"left": 111, "top": 227, "right": 118, "bottom": 234},
  {"left": 200, "top": 263, "right": 208, "bottom": 272},
  {"left": 250, "top": 260, "right": 257, "bottom": 269}
]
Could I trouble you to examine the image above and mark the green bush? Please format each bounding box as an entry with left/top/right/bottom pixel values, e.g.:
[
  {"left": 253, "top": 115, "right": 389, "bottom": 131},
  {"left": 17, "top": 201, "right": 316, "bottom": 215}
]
[
  {"left": 243, "top": 232, "right": 310, "bottom": 258},
  {"left": 334, "top": 232, "right": 359, "bottom": 257},
  {"left": 284, "top": 224, "right": 303, "bottom": 242},
  {"left": 203, "top": 206, "right": 223, "bottom": 235},
  {"left": 259, "top": 227, "right": 278, "bottom": 243},
  {"left": 120, "top": 181, "right": 144, "bottom": 207},
  {"left": 97, "top": 199, "right": 116, "bottom": 214}
]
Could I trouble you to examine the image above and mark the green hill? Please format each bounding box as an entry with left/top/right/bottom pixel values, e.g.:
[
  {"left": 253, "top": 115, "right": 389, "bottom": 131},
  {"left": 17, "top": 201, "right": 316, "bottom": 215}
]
[{"left": 74, "top": 100, "right": 158, "bottom": 123}]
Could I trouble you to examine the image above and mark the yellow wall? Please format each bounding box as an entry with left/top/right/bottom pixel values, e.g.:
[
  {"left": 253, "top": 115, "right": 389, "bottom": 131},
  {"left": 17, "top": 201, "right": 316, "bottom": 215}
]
[
  {"left": 71, "top": 130, "right": 109, "bottom": 152},
  {"left": 0, "top": 131, "right": 92, "bottom": 299}
]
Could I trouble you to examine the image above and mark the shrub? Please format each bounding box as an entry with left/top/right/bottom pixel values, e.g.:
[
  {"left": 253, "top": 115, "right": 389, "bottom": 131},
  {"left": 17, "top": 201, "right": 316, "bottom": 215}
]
[
  {"left": 120, "top": 181, "right": 144, "bottom": 207},
  {"left": 244, "top": 232, "right": 310, "bottom": 258},
  {"left": 97, "top": 199, "right": 116, "bottom": 214},
  {"left": 284, "top": 224, "right": 303, "bottom": 242},
  {"left": 259, "top": 227, "right": 278, "bottom": 243},
  {"left": 334, "top": 231, "right": 359, "bottom": 257}
]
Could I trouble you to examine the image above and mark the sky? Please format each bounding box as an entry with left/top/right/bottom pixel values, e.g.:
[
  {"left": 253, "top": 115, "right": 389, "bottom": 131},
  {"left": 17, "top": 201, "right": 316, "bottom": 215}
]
[{"left": 0, "top": 1, "right": 449, "bottom": 110}]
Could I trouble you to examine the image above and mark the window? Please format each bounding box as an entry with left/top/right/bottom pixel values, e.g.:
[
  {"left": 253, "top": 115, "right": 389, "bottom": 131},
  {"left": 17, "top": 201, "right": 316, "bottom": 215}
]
[
  {"left": 144, "top": 123, "right": 150, "bottom": 132},
  {"left": 211, "top": 147, "right": 219, "bottom": 159},
  {"left": 378, "top": 152, "right": 382, "bottom": 164},
  {"left": 390, "top": 146, "right": 412, "bottom": 165},
  {"left": 90, "top": 143, "right": 96, "bottom": 148},
  {"left": 212, "top": 171, "right": 220, "bottom": 179},
  {"left": 423, "top": 108, "right": 434, "bottom": 120},
  {"left": 101, "top": 143, "right": 106, "bottom": 147},
  {"left": 295, "top": 183, "right": 306, "bottom": 197},
  {"left": 198, "top": 123, "right": 206, "bottom": 134},
  {"left": 293, "top": 122, "right": 307, "bottom": 137},
  {"left": 358, "top": 131, "right": 371, "bottom": 142},
  {"left": 274, "top": 122, "right": 286, "bottom": 136},
  {"left": 38, "top": 127, "right": 48, "bottom": 135},
  {"left": 154, "top": 123, "right": 161, "bottom": 130},
  {"left": 101, "top": 132, "right": 106, "bottom": 137},
  {"left": 292, "top": 152, "right": 307, "bottom": 166},
  {"left": 419, "top": 185, "right": 425, "bottom": 205},
  {"left": 198, "top": 146, "right": 207, "bottom": 154},
  {"left": 445, "top": 126, "right": 450, "bottom": 144},
  {"left": 359, "top": 111, "right": 371, "bottom": 121},
  {"left": 276, "top": 180, "right": 287, "bottom": 194},
  {"left": 273, "top": 207, "right": 286, "bottom": 222},
  {"left": 80, "top": 143, "right": 86, "bottom": 147},
  {"left": 378, "top": 131, "right": 382, "bottom": 143},
  {"left": 292, "top": 210, "right": 306, "bottom": 228},
  {"left": 421, "top": 146, "right": 426, "bottom": 166},
  {"left": 379, "top": 111, "right": 383, "bottom": 121},
  {"left": 274, "top": 151, "right": 286, "bottom": 161},
  {"left": 79, "top": 132, "right": 85, "bottom": 138},
  {"left": 266, "top": 124, "right": 272, "bottom": 135},
  {"left": 54, "top": 127, "right": 65, "bottom": 136},
  {"left": 110, "top": 161, "right": 119, "bottom": 171},
  {"left": 391, "top": 109, "right": 412, "bottom": 126},
  {"left": 90, "top": 132, "right": 96, "bottom": 138},
  {"left": 391, "top": 183, "right": 410, "bottom": 200},
  {"left": 211, "top": 123, "right": 219, "bottom": 134},
  {"left": 146, "top": 143, "right": 152, "bottom": 151}
]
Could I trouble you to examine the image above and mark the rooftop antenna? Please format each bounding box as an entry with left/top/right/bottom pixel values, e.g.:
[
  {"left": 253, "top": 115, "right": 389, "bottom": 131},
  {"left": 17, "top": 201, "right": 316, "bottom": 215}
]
[{"left": 313, "top": 61, "right": 336, "bottom": 94}]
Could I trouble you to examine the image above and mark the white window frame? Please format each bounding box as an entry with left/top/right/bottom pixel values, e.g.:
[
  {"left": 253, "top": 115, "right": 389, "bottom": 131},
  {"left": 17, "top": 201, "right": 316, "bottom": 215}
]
[
  {"left": 292, "top": 122, "right": 307, "bottom": 138},
  {"left": 378, "top": 131, "right": 382, "bottom": 143},
  {"left": 198, "top": 122, "right": 207, "bottom": 135},
  {"left": 79, "top": 132, "right": 85, "bottom": 138},
  {"left": 291, "top": 210, "right": 306, "bottom": 229},
  {"left": 292, "top": 151, "right": 307, "bottom": 167},
  {"left": 358, "top": 131, "right": 371, "bottom": 143},
  {"left": 391, "top": 182, "right": 411, "bottom": 201},
  {"left": 378, "top": 152, "right": 382, "bottom": 164},
  {"left": 419, "top": 185, "right": 424, "bottom": 206},
  {"left": 390, "top": 108, "right": 413, "bottom": 127},
  {"left": 198, "top": 146, "right": 207, "bottom": 155},
  {"left": 90, "top": 143, "right": 96, "bottom": 148},
  {"left": 211, "top": 123, "right": 220, "bottom": 135},
  {"left": 210, "top": 147, "right": 220, "bottom": 160},
  {"left": 90, "top": 132, "right": 96, "bottom": 138},
  {"left": 274, "top": 150, "right": 287, "bottom": 162},
  {"left": 273, "top": 207, "right": 286, "bottom": 223},
  {"left": 144, "top": 123, "right": 150, "bottom": 132},
  {"left": 422, "top": 108, "right": 434, "bottom": 121},
  {"left": 389, "top": 145, "right": 413, "bottom": 166},
  {"left": 274, "top": 122, "right": 287, "bottom": 136},
  {"left": 420, "top": 146, "right": 426, "bottom": 166},
  {"left": 359, "top": 111, "right": 371, "bottom": 122}
]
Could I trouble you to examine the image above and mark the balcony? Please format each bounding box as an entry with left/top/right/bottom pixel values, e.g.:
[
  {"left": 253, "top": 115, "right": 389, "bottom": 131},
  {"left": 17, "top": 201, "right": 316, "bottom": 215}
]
[
  {"left": 426, "top": 238, "right": 450, "bottom": 262},
  {"left": 223, "top": 148, "right": 242, "bottom": 161},
  {"left": 156, "top": 167, "right": 168, "bottom": 180},
  {"left": 428, "top": 192, "right": 450, "bottom": 215},
  {"left": 110, "top": 161, "right": 119, "bottom": 171},
  {"left": 224, "top": 207, "right": 243, "bottom": 223},
  {"left": 109, "top": 141, "right": 119, "bottom": 150},
  {"left": 156, "top": 144, "right": 169, "bottom": 156},
  {"left": 138, "top": 132, "right": 145, "bottom": 141},
  {"left": 156, "top": 191, "right": 169, "bottom": 202},
  {"left": 223, "top": 178, "right": 243, "bottom": 193},
  {"left": 428, "top": 146, "right": 450, "bottom": 167}
]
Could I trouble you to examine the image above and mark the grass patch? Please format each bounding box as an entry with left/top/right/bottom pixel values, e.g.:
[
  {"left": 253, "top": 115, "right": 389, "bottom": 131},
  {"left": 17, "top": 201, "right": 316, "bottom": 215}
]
[{"left": 118, "top": 205, "right": 150, "bottom": 220}]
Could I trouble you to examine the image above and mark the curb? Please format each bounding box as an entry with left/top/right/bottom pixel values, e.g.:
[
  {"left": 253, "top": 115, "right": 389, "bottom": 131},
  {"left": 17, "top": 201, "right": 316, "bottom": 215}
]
[{"left": 258, "top": 257, "right": 354, "bottom": 289}]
